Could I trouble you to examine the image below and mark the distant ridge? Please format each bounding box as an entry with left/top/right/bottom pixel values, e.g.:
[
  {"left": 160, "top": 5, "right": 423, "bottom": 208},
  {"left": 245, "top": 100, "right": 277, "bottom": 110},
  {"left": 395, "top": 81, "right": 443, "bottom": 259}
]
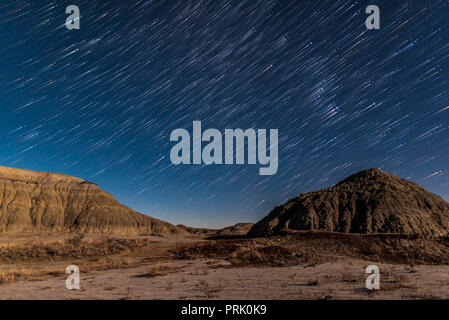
[
  {"left": 178, "top": 222, "right": 254, "bottom": 236},
  {"left": 249, "top": 169, "right": 449, "bottom": 237},
  {"left": 0, "top": 166, "right": 183, "bottom": 235}
]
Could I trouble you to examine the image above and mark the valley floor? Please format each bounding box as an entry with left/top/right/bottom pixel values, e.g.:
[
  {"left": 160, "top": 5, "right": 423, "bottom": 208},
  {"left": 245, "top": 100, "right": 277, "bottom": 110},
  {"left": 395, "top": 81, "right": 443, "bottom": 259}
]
[
  {"left": 1, "top": 258, "right": 449, "bottom": 299},
  {"left": 0, "top": 232, "right": 448, "bottom": 300}
]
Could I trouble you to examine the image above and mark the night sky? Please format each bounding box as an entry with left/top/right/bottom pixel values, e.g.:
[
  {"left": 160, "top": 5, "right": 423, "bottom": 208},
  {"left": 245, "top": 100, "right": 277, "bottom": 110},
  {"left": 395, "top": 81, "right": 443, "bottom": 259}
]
[{"left": 1, "top": 0, "right": 448, "bottom": 228}]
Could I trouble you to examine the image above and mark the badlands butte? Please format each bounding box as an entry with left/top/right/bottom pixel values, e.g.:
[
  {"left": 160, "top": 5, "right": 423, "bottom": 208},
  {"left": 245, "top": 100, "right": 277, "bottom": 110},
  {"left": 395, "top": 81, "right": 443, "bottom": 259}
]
[
  {"left": 0, "top": 166, "right": 182, "bottom": 235},
  {"left": 1, "top": 165, "right": 449, "bottom": 299}
]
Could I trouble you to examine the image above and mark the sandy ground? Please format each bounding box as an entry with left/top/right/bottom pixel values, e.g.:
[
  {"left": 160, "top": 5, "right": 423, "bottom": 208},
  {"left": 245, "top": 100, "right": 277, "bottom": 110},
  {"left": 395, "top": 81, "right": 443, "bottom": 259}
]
[
  {"left": 1, "top": 232, "right": 449, "bottom": 300},
  {"left": 1, "top": 257, "right": 449, "bottom": 300}
]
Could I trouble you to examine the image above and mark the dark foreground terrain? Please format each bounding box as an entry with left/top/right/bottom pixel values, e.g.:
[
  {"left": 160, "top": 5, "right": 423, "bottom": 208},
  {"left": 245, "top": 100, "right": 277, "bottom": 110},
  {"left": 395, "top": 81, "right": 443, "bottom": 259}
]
[{"left": 0, "top": 231, "right": 448, "bottom": 299}]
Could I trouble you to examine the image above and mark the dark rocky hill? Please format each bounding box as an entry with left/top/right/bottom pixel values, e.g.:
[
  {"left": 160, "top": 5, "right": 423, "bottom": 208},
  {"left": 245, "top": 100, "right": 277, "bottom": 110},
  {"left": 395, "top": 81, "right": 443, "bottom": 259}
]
[{"left": 249, "top": 169, "right": 449, "bottom": 236}]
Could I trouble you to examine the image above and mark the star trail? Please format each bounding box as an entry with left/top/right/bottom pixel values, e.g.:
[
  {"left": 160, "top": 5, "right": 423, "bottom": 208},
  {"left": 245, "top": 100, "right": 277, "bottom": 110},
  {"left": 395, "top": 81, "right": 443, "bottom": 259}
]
[{"left": 0, "top": 0, "right": 448, "bottom": 227}]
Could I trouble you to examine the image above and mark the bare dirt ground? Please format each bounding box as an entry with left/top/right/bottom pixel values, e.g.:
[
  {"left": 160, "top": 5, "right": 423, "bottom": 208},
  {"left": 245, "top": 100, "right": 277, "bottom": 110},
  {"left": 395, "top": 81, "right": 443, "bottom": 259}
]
[{"left": 0, "top": 232, "right": 448, "bottom": 300}]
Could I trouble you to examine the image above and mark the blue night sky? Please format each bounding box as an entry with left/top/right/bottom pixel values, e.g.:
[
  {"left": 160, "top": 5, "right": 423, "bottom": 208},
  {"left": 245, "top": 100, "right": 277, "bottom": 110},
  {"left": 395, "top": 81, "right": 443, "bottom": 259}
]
[{"left": 0, "top": 0, "right": 448, "bottom": 228}]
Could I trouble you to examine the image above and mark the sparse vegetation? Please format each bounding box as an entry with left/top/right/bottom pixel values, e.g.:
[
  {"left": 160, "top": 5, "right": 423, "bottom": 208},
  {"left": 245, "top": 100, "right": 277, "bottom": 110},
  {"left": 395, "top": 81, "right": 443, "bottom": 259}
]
[
  {"left": 0, "top": 235, "right": 159, "bottom": 265},
  {"left": 307, "top": 278, "right": 322, "bottom": 286},
  {"left": 134, "top": 263, "right": 181, "bottom": 278},
  {"left": 198, "top": 280, "right": 223, "bottom": 298},
  {"left": 172, "top": 233, "right": 449, "bottom": 266},
  {"left": 0, "top": 234, "right": 163, "bottom": 286}
]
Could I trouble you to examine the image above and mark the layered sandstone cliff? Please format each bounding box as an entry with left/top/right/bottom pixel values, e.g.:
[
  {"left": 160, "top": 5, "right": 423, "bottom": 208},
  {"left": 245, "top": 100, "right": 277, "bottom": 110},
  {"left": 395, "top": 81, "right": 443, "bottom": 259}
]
[{"left": 0, "top": 166, "right": 182, "bottom": 235}]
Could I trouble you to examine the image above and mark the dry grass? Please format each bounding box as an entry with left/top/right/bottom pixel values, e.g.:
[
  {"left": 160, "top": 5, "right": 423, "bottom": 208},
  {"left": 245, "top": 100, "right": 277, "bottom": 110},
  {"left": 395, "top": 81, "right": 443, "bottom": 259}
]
[
  {"left": 0, "top": 267, "right": 64, "bottom": 285},
  {"left": 173, "top": 240, "right": 310, "bottom": 267},
  {"left": 307, "top": 277, "right": 322, "bottom": 286},
  {"left": 363, "top": 274, "right": 418, "bottom": 297},
  {"left": 133, "top": 263, "right": 181, "bottom": 278},
  {"left": 0, "top": 256, "right": 138, "bottom": 286},
  {"left": 228, "top": 245, "right": 307, "bottom": 266},
  {"left": 173, "top": 233, "right": 449, "bottom": 268},
  {"left": 120, "top": 288, "right": 133, "bottom": 300},
  {"left": 381, "top": 275, "right": 417, "bottom": 291},
  {"left": 0, "top": 234, "right": 159, "bottom": 264},
  {"left": 1, "top": 230, "right": 449, "bottom": 292},
  {"left": 197, "top": 280, "right": 223, "bottom": 298},
  {"left": 0, "top": 234, "right": 161, "bottom": 286},
  {"left": 341, "top": 273, "right": 359, "bottom": 283}
]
